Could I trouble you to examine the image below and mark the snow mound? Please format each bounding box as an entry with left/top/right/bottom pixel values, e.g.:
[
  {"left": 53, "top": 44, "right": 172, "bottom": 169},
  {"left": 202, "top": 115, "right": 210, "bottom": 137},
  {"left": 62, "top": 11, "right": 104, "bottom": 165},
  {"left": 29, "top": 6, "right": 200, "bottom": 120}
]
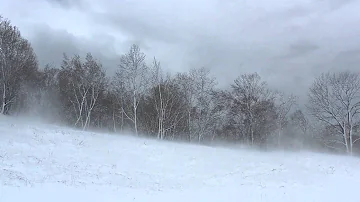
[{"left": 1, "top": 116, "right": 360, "bottom": 202}]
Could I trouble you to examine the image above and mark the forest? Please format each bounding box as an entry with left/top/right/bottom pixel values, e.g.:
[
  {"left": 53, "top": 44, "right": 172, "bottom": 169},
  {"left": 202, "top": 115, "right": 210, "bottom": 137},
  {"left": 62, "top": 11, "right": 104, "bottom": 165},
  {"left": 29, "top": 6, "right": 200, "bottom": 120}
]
[{"left": 1, "top": 15, "right": 360, "bottom": 155}]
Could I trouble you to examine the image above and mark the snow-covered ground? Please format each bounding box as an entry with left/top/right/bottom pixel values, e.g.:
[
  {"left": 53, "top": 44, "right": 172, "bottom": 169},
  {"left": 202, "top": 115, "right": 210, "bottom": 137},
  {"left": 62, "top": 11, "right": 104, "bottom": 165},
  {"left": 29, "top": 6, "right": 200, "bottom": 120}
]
[{"left": 1, "top": 116, "right": 360, "bottom": 202}]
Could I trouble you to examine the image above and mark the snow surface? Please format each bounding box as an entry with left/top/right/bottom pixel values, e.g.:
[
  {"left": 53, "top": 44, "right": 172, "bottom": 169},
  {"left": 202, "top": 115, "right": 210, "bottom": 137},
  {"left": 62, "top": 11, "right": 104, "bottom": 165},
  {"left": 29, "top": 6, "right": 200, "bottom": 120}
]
[{"left": 1, "top": 116, "right": 360, "bottom": 202}]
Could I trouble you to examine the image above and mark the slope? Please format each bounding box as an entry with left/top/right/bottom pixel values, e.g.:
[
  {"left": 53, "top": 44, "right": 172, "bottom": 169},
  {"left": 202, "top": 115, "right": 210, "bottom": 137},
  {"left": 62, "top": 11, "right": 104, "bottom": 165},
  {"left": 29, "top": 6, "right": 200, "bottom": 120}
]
[{"left": 0, "top": 116, "right": 360, "bottom": 202}]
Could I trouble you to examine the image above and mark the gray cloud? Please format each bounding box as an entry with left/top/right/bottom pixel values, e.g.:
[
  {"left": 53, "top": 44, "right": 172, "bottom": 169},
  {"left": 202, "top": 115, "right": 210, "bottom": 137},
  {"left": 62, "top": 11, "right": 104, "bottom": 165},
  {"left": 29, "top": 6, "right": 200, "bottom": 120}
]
[
  {"left": 1, "top": 0, "right": 360, "bottom": 104},
  {"left": 27, "top": 24, "right": 120, "bottom": 74},
  {"left": 278, "top": 40, "right": 319, "bottom": 58},
  {"left": 91, "top": 12, "right": 183, "bottom": 45},
  {"left": 45, "top": 0, "right": 87, "bottom": 9},
  {"left": 326, "top": 0, "right": 356, "bottom": 10}
]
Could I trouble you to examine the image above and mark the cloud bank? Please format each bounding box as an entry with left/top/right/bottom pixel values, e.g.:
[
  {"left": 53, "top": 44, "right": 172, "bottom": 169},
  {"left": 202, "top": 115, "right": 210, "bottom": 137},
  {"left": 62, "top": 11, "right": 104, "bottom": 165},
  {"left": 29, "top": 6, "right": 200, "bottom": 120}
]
[{"left": 1, "top": 0, "right": 360, "bottom": 103}]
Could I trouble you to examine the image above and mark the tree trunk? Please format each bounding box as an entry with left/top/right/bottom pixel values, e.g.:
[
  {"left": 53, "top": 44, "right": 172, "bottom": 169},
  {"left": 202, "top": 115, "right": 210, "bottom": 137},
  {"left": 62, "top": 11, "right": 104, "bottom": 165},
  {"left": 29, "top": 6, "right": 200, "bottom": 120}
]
[
  {"left": 112, "top": 106, "right": 117, "bottom": 132},
  {"left": 251, "top": 127, "right": 254, "bottom": 145},
  {"left": 278, "top": 130, "right": 281, "bottom": 146},
  {"left": 1, "top": 82, "right": 6, "bottom": 114},
  {"left": 0, "top": 39, "right": 6, "bottom": 115},
  {"left": 188, "top": 109, "right": 192, "bottom": 142},
  {"left": 83, "top": 111, "right": 91, "bottom": 130},
  {"left": 133, "top": 91, "right": 138, "bottom": 136},
  {"left": 343, "top": 122, "right": 349, "bottom": 153},
  {"left": 348, "top": 112, "right": 353, "bottom": 155}
]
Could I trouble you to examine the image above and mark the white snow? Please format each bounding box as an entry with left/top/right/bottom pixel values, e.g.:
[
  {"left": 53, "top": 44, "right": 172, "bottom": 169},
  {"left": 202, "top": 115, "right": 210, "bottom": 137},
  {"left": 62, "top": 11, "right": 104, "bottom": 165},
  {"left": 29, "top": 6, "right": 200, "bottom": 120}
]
[{"left": 1, "top": 116, "right": 360, "bottom": 202}]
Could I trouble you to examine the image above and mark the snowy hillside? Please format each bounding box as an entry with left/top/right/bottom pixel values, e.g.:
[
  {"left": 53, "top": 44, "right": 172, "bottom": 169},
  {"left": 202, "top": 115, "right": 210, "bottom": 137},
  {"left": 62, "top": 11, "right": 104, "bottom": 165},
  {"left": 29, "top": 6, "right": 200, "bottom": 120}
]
[{"left": 1, "top": 116, "right": 360, "bottom": 202}]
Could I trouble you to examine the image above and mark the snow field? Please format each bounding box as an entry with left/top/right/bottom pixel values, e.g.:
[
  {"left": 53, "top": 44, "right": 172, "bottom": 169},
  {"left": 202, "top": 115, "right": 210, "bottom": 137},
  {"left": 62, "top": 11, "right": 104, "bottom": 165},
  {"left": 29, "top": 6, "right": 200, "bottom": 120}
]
[{"left": 1, "top": 116, "right": 360, "bottom": 201}]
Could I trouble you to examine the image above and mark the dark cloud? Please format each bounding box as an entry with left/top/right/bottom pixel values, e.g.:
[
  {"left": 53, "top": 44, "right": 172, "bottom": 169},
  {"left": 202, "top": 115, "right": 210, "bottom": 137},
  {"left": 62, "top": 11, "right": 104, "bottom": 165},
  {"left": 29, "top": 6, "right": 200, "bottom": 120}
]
[
  {"left": 27, "top": 24, "right": 120, "bottom": 74},
  {"left": 2, "top": 0, "right": 360, "bottom": 104}
]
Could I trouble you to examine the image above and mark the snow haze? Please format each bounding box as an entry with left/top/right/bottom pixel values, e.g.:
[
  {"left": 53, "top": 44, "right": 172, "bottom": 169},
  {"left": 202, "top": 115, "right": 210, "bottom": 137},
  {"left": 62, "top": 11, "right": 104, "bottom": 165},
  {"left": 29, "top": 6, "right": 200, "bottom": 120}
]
[
  {"left": 1, "top": 1, "right": 360, "bottom": 200},
  {"left": 1, "top": 116, "right": 359, "bottom": 202}
]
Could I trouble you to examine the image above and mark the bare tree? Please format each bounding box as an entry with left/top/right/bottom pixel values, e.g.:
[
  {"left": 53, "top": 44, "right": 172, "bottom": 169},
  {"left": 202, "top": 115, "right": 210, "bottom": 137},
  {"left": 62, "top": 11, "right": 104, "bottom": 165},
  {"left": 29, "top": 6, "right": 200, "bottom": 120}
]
[
  {"left": 114, "top": 44, "right": 149, "bottom": 135},
  {"left": 286, "top": 109, "right": 311, "bottom": 149},
  {"left": 13, "top": 64, "right": 60, "bottom": 119},
  {"left": 59, "top": 53, "right": 106, "bottom": 130},
  {"left": 175, "top": 72, "right": 196, "bottom": 141},
  {"left": 274, "top": 93, "right": 297, "bottom": 146},
  {"left": 110, "top": 78, "right": 129, "bottom": 132},
  {"left": 231, "top": 72, "right": 275, "bottom": 145},
  {"left": 82, "top": 53, "right": 107, "bottom": 129},
  {"left": 137, "top": 58, "right": 188, "bottom": 140},
  {"left": 289, "top": 109, "right": 309, "bottom": 137},
  {"left": 307, "top": 71, "right": 360, "bottom": 154},
  {"left": 0, "top": 16, "right": 38, "bottom": 114},
  {"left": 189, "top": 67, "right": 218, "bottom": 142},
  {"left": 172, "top": 67, "right": 218, "bottom": 142},
  {"left": 150, "top": 58, "right": 167, "bottom": 139},
  {"left": 211, "top": 89, "right": 244, "bottom": 142},
  {"left": 151, "top": 58, "right": 164, "bottom": 139}
]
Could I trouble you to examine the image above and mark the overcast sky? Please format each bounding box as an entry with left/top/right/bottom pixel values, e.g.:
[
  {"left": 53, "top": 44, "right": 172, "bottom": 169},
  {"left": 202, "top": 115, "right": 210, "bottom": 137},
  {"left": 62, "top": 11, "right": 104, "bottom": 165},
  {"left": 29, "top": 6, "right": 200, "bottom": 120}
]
[{"left": 1, "top": 0, "right": 360, "bottom": 104}]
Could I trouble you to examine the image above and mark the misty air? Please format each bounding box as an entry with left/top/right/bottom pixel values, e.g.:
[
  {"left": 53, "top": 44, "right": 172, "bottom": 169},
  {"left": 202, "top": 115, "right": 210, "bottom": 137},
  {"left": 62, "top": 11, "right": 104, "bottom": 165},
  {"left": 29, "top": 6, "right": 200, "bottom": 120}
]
[{"left": 1, "top": 0, "right": 360, "bottom": 201}]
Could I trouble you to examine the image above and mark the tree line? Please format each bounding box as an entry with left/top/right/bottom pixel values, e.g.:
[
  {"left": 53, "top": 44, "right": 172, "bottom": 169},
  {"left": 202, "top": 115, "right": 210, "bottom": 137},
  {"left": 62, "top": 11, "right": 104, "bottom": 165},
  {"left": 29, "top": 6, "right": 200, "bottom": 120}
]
[{"left": 1, "top": 15, "right": 360, "bottom": 155}]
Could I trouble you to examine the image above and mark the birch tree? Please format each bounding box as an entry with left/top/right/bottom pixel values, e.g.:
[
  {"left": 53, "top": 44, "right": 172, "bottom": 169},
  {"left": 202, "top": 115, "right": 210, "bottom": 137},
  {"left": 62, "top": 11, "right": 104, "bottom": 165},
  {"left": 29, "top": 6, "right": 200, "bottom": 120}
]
[
  {"left": 0, "top": 16, "right": 38, "bottom": 114},
  {"left": 58, "top": 53, "right": 106, "bottom": 130},
  {"left": 114, "top": 44, "right": 149, "bottom": 135},
  {"left": 307, "top": 71, "right": 360, "bottom": 154},
  {"left": 137, "top": 58, "right": 187, "bottom": 139},
  {"left": 82, "top": 53, "right": 107, "bottom": 129},
  {"left": 142, "top": 78, "right": 188, "bottom": 140},
  {"left": 150, "top": 58, "right": 167, "bottom": 139}
]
